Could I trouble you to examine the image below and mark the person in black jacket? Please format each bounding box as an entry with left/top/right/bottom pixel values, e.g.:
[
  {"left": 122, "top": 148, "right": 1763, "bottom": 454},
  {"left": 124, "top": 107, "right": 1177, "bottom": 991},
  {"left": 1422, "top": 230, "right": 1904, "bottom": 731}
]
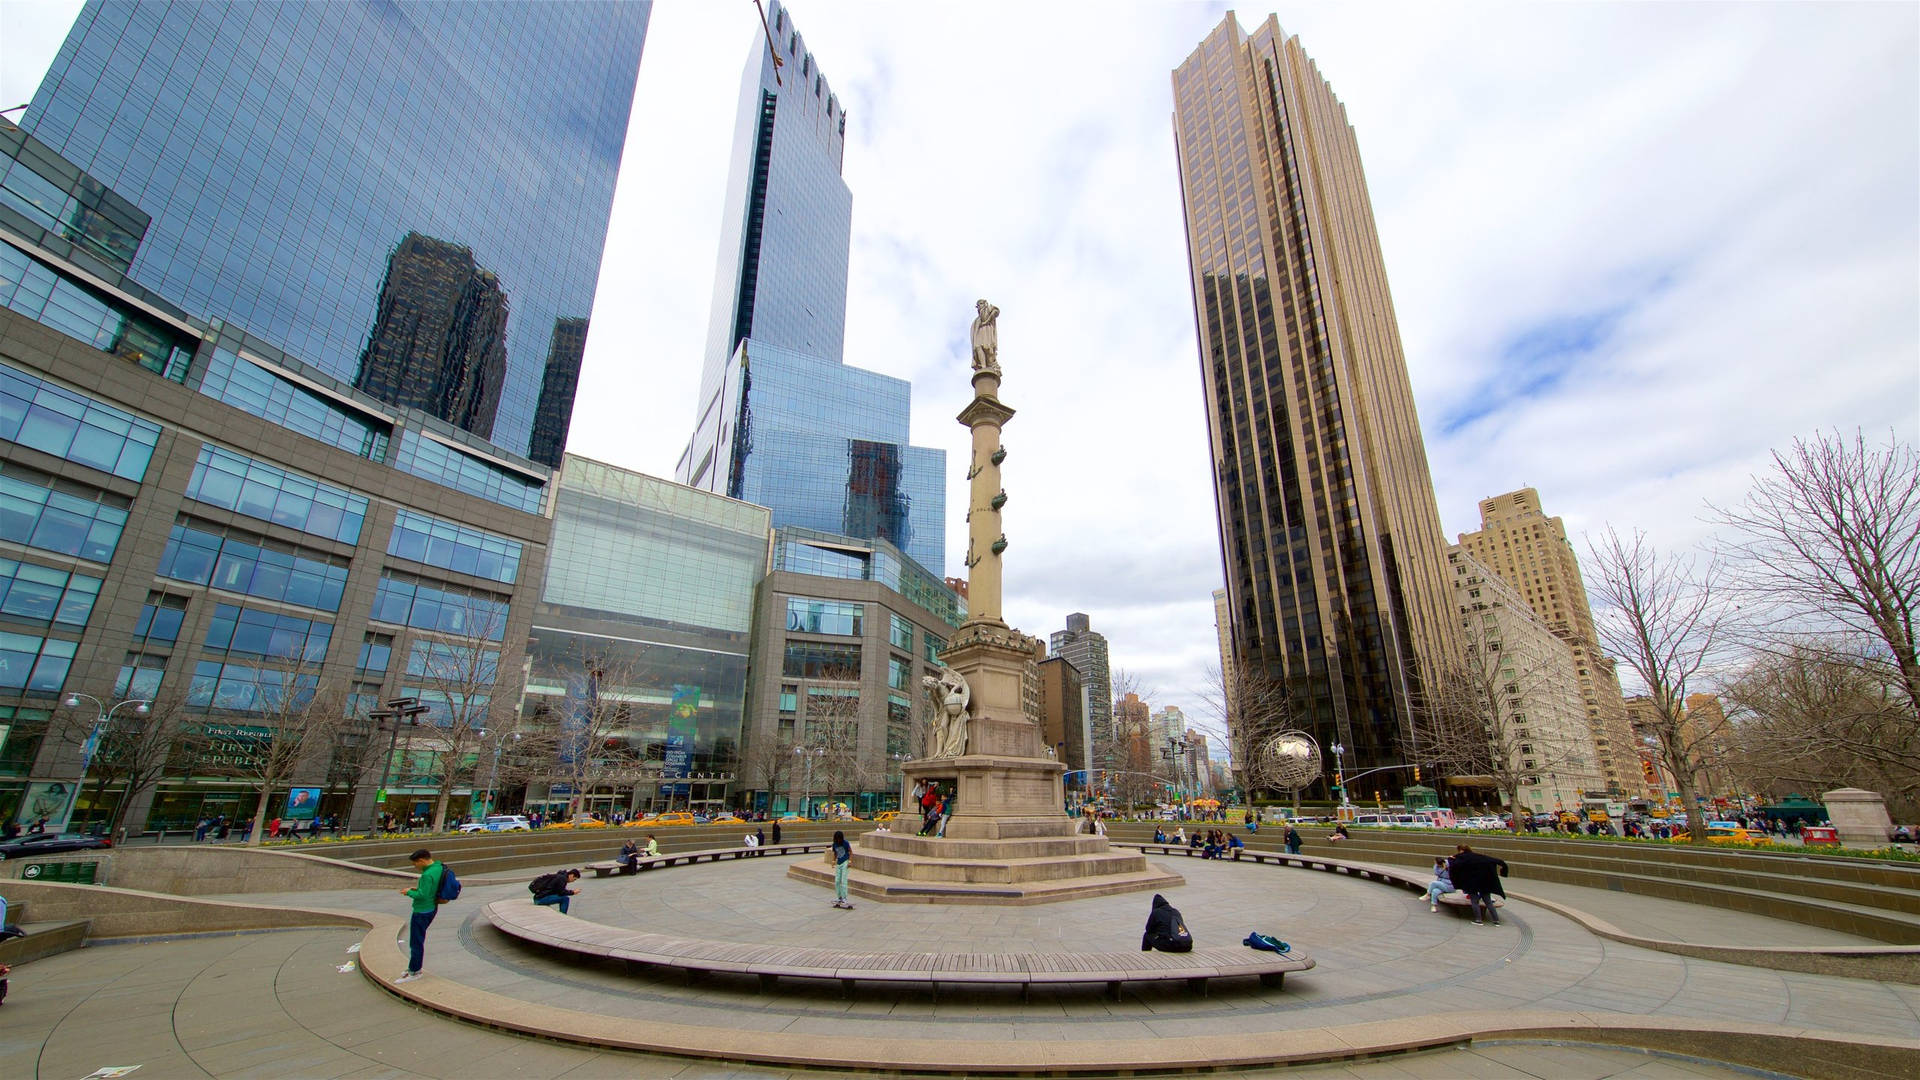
[
  {"left": 531, "top": 869, "right": 581, "bottom": 914},
  {"left": 1447, "top": 845, "right": 1509, "bottom": 925},
  {"left": 1141, "top": 893, "right": 1193, "bottom": 952}
]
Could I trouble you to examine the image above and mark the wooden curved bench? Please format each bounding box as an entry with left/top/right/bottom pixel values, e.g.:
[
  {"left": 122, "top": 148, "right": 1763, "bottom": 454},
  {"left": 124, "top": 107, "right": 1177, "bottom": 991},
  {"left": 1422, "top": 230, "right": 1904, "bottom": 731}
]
[
  {"left": 585, "top": 842, "right": 824, "bottom": 877},
  {"left": 1122, "top": 844, "right": 1500, "bottom": 915},
  {"left": 482, "top": 900, "right": 1312, "bottom": 1000}
]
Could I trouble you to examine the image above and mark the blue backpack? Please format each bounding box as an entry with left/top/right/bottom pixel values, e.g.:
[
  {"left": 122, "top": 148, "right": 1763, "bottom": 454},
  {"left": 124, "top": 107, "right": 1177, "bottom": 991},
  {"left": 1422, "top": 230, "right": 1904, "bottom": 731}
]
[
  {"left": 1243, "top": 932, "right": 1290, "bottom": 953},
  {"left": 436, "top": 864, "right": 462, "bottom": 904}
]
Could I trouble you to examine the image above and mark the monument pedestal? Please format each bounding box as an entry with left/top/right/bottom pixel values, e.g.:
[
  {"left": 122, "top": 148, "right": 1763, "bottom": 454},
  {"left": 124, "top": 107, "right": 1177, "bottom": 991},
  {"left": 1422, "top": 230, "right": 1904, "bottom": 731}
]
[{"left": 788, "top": 628, "right": 1182, "bottom": 904}]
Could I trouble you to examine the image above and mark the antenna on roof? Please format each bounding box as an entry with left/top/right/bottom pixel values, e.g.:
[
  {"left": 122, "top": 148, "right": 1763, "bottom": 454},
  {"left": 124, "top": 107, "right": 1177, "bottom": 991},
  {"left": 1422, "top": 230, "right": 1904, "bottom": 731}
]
[{"left": 753, "top": 0, "right": 785, "bottom": 87}]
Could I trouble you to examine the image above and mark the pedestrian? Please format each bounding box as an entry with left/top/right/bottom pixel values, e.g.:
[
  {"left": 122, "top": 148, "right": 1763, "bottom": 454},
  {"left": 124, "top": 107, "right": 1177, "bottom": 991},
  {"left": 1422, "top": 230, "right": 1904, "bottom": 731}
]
[
  {"left": 830, "top": 829, "right": 853, "bottom": 909},
  {"left": 1285, "top": 824, "right": 1302, "bottom": 854},
  {"left": 396, "top": 848, "right": 445, "bottom": 982},
  {"left": 1423, "top": 856, "right": 1454, "bottom": 912},
  {"left": 756, "top": 827, "right": 767, "bottom": 848},
  {"left": 268, "top": 816, "right": 281, "bottom": 840},
  {"left": 1447, "top": 844, "right": 1509, "bottom": 926},
  {"left": 530, "top": 868, "right": 582, "bottom": 914},
  {"left": 1140, "top": 893, "right": 1193, "bottom": 952}
]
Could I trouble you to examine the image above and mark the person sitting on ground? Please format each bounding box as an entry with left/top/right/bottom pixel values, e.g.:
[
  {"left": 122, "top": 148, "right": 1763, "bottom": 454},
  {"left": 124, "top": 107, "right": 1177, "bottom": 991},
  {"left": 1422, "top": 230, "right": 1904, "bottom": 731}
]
[
  {"left": 643, "top": 834, "right": 660, "bottom": 858},
  {"left": 618, "top": 838, "right": 640, "bottom": 870},
  {"left": 530, "top": 868, "right": 582, "bottom": 914},
  {"left": 1140, "top": 893, "right": 1194, "bottom": 953},
  {"left": 1424, "top": 856, "right": 1454, "bottom": 912},
  {"left": 1447, "top": 844, "right": 1509, "bottom": 926},
  {"left": 1330, "top": 824, "right": 1351, "bottom": 842}
]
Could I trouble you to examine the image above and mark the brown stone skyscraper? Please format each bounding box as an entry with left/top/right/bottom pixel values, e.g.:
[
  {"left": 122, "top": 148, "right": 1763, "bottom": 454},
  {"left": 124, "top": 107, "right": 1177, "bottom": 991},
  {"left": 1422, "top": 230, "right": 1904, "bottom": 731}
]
[{"left": 1173, "top": 13, "right": 1457, "bottom": 784}]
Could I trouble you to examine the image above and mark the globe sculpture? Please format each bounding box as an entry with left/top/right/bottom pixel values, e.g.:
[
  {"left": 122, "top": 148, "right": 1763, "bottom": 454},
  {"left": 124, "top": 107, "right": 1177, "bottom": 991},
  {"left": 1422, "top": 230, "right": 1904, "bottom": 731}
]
[{"left": 1262, "top": 730, "right": 1324, "bottom": 793}]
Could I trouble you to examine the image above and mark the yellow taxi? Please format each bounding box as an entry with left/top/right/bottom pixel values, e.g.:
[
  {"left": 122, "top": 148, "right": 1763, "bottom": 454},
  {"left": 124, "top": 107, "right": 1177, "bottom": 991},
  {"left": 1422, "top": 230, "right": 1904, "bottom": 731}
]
[
  {"left": 1670, "top": 823, "right": 1767, "bottom": 844},
  {"left": 650, "top": 812, "right": 697, "bottom": 827},
  {"left": 708, "top": 814, "right": 746, "bottom": 826},
  {"left": 872, "top": 810, "right": 900, "bottom": 825}
]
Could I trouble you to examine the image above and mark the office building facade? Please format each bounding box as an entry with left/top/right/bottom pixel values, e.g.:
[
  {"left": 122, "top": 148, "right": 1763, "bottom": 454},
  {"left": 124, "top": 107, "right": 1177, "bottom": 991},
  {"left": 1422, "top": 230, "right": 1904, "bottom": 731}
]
[
  {"left": 0, "top": 129, "right": 555, "bottom": 830},
  {"left": 522, "top": 456, "right": 769, "bottom": 817},
  {"left": 738, "top": 527, "right": 965, "bottom": 816},
  {"left": 1050, "top": 612, "right": 1113, "bottom": 759},
  {"left": 18, "top": 0, "right": 648, "bottom": 459},
  {"left": 1456, "top": 488, "right": 1643, "bottom": 795},
  {"left": 676, "top": 4, "right": 944, "bottom": 573},
  {"left": 1447, "top": 547, "right": 1603, "bottom": 814},
  {"left": 1038, "top": 654, "right": 1089, "bottom": 779},
  {"left": 1173, "top": 14, "right": 1459, "bottom": 786}
]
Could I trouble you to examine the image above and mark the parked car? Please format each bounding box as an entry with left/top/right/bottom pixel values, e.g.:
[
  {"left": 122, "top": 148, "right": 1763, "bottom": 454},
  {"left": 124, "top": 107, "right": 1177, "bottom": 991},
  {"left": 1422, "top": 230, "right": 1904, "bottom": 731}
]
[
  {"left": 458, "top": 815, "right": 531, "bottom": 834},
  {"left": 651, "top": 812, "right": 697, "bottom": 827},
  {"left": 871, "top": 810, "right": 900, "bottom": 825},
  {"left": 0, "top": 832, "right": 110, "bottom": 860}
]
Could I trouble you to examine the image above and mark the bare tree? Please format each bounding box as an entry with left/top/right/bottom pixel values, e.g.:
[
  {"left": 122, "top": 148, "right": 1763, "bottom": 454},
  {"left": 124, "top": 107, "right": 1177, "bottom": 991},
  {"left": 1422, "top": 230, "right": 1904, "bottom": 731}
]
[
  {"left": 1409, "top": 618, "right": 1595, "bottom": 824},
  {"left": 1588, "top": 526, "right": 1736, "bottom": 843},
  {"left": 186, "top": 647, "right": 347, "bottom": 847},
  {"left": 740, "top": 725, "right": 800, "bottom": 813},
  {"left": 801, "top": 676, "right": 863, "bottom": 814},
  {"left": 525, "top": 651, "right": 656, "bottom": 820},
  {"left": 1710, "top": 430, "right": 1920, "bottom": 719},
  {"left": 1200, "top": 662, "right": 1295, "bottom": 800},
  {"left": 403, "top": 630, "right": 510, "bottom": 830},
  {"left": 1723, "top": 642, "right": 1920, "bottom": 819},
  {"left": 54, "top": 697, "right": 204, "bottom": 836}
]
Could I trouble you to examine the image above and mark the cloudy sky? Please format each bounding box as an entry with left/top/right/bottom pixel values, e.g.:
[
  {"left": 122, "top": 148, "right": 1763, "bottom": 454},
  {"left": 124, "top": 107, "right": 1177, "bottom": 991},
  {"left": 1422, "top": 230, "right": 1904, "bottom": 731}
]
[{"left": 6, "top": 2, "right": 1916, "bottom": 750}]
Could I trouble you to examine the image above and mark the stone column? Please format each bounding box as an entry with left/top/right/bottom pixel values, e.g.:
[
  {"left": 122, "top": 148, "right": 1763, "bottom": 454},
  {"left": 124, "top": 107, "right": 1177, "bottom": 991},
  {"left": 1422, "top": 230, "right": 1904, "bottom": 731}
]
[
  {"left": 1823, "top": 787, "right": 1894, "bottom": 847},
  {"left": 957, "top": 369, "right": 1013, "bottom": 626}
]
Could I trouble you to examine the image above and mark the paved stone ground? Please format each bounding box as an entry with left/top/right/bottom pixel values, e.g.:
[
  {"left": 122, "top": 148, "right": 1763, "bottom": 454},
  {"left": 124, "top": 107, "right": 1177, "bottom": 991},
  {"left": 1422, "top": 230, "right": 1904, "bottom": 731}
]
[
  {"left": 0, "top": 930, "right": 1779, "bottom": 1079},
  {"left": 214, "top": 855, "right": 1920, "bottom": 1044}
]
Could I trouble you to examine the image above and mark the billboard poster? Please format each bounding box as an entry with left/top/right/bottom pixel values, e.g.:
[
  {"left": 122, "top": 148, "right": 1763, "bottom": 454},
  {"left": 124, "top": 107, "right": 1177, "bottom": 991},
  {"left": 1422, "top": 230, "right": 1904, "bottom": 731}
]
[
  {"left": 284, "top": 787, "right": 322, "bottom": 820},
  {"left": 660, "top": 684, "right": 699, "bottom": 796},
  {"left": 17, "top": 780, "right": 74, "bottom": 831}
]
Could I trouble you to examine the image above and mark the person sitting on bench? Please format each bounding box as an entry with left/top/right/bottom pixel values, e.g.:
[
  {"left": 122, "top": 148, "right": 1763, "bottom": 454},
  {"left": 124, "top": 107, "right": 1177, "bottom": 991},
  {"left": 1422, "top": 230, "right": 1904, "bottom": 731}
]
[
  {"left": 530, "top": 869, "right": 582, "bottom": 914},
  {"left": 1141, "top": 893, "right": 1194, "bottom": 952},
  {"left": 618, "top": 838, "right": 640, "bottom": 870}
]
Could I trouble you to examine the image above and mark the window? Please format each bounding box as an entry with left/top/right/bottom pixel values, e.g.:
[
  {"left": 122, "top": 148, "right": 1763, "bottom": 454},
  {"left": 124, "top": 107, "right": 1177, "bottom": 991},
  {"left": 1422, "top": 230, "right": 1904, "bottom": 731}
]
[
  {"left": 157, "top": 521, "right": 349, "bottom": 612},
  {"left": 392, "top": 430, "right": 544, "bottom": 514},
  {"left": 889, "top": 613, "right": 912, "bottom": 650},
  {"left": 186, "top": 660, "right": 317, "bottom": 714},
  {"left": 386, "top": 508, "right": 521, "bottom": 584},
  {"left": 201, "top": 603, "right": 332, "bottom": 663},
  {"left": 0, "top": 557, "right": 101, "bottom": 627},
  {"left": 0, "top": 630, "right": 76, "bottom": 692},
  {"left": 186, "top": 445, "right": 367, "bottom": 544},
  {"left": 132, "top": 592, "right": 188, "bottom": 647},
  {"left": 404, "top": 640, "right": 500, "bottom": 685},
  {"left": 806, "top": 687, "right": 859, "bottom": 715},
  {"left": 786, "top": 597, "right": 863, "bottom": 637},
  {"left": 0, "top": 468, "right": 128, "bottom": 562},
  {"left": 782, "top": 643, "right": 860, "bottom": 679},
  {"left": 370, "top": 574, "right": 509, "bottom": 641},
  {"left": 778, "top": 686, "right": 798, "bottom": 713},
  {"left": 116, "top": 651, "right": 167, "bottom": 699},
  {"left": 0, "top": 242, "right": 193, "bottom": 381},
  {"left": 888, "top": 656, "right": 911, "bottom": 692},
  {"left": 197, "top": 348, "right": 389, "bottom": 460},
  {"left": 357, "top": 632, "right": 393, "bottom": 677},
  {"left": 923, "top": 632, "right": 944, "bottom": 664},
  {"left": 0, "top": 361, "right": 161, "bottom": 480}
]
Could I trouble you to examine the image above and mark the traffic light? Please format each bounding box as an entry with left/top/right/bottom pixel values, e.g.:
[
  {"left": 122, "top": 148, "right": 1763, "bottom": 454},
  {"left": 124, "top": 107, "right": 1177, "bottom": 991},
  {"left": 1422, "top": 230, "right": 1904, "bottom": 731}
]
[{"left": 1412, "top": 765, "right": 1421, "bottom": 782}]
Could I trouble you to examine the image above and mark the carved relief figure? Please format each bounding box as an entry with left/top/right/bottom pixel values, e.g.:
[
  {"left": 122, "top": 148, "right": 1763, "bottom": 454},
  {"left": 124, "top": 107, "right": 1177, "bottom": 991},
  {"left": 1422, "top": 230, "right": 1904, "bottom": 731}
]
[
  {"left": 969, "top": 299, "right": 1000, "bottom": 373},
  {"left": 922, "top": 667, "right": 972, "bottom": 758}
]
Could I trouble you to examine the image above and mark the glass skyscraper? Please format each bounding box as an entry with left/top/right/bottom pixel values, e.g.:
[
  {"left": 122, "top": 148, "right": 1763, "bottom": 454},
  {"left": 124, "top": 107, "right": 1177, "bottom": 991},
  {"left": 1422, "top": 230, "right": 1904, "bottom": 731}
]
[
  {"left": 676, "top": 2, "right": 945, "bottom": 575},
  {"left": 18, "top": 0, "right": 648, "bottom": 464}
]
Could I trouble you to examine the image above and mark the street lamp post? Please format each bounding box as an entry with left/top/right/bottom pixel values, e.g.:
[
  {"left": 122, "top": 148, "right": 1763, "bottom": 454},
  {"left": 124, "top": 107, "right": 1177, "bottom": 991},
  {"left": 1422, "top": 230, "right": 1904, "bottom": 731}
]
[
  {"left": 793, "top": 745, "right": 824, "bottom": 818},
  {"left": 59, "top": 693, "right": 149, "bottom": 834},
  {"left": 1329, "top": 742, "right": 1352, "bottom": 808},
  {"left": 477, "top": 730, "right": 520, "bottom": 819},
  {"left": 368, "top": 696, "right": 431, "bottom": 829}
]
